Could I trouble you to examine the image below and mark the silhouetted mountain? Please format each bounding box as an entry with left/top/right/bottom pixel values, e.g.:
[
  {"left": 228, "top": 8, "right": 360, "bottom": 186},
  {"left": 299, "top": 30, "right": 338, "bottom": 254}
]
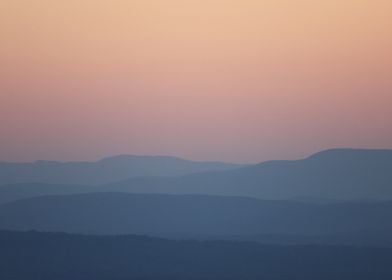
[
  {"left": 106, "top": 149, "right": 392, "bottom": 200},
  {"left": 1, "top": 230, "right": 392, "bottom": 280},
  {"left": 0, "top": 155, "right": 241, "bottom": 185},
  {"left": 1, "top": 193, "right": 391, "bottom": 243}
]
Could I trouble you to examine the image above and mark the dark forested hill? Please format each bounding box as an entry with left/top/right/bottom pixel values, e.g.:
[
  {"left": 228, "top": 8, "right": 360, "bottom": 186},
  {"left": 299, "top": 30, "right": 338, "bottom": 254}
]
[{"left": 1, "top": 230, "right": 392, "bottom": 280}]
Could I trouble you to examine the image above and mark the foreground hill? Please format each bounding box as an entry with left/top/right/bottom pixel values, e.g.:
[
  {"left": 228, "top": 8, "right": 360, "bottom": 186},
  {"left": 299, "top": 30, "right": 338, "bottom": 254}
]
[
  {"left": 0, "top": 155, "right": 241, "bottom": 185},
  {"left": 1, "top": 230, "right": 392, "bottom": 280},
  {"left": 1, "top": 192, "right": 391, "bottom": 246},
  {"left": 106, "top": 149, "right": 392, "bottom": 200}
]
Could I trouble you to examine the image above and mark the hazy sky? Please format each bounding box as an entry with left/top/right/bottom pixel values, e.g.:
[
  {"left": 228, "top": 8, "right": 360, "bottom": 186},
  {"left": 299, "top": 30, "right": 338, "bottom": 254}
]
[{"left": 1, "top": 0, "right": 391, "bottom": 163}]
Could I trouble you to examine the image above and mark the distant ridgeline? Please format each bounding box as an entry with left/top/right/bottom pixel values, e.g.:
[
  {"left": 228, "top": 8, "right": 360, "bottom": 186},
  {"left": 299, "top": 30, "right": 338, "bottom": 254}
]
[
  {"left": 0, "top": 155, "right": 242, "bottom": 185},
  {"left": 1, "top": 149, "right": 392, "bottom": 203}
]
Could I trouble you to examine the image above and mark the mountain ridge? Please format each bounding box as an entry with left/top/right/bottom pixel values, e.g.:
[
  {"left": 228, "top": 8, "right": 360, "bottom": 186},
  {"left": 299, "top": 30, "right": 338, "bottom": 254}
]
[
  {"left": 105, "top": 148, "right": 392, "bottom": 200},
  {"left": 0, "top": 154, "right": 242, "bottom": 185},
  {"left": 1, "top": 148, "right": 391, "bottom": 203}
]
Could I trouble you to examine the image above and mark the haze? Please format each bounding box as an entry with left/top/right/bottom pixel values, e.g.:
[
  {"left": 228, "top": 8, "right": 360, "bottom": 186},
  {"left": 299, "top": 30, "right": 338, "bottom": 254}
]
[{"left": 1, "top": 0, "right": 391, "bottom": 163}]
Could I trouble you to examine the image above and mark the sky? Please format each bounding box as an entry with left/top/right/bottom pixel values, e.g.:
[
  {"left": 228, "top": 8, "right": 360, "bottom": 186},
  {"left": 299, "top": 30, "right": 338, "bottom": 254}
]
[{"left": 0, "top": 0, "right": 391, "bottom": 163}]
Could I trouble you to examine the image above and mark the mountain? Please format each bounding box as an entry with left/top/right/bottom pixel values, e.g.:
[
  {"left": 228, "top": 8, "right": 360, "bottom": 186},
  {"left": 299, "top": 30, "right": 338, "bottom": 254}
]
[
  {"left": 0, "top": 155, "right": 241, "bottom": 185},
  {"left": 1, "top": 149, "right": 391, "bottom": 204},
  {"left": 106, "top": 149, "right": 392, "bottom": 200},
  {"left": 1, "top": 230, "right": 392, "bottom": 280},
  {"left": 1, "top": 193, "right": 391, "bottom": 242}
]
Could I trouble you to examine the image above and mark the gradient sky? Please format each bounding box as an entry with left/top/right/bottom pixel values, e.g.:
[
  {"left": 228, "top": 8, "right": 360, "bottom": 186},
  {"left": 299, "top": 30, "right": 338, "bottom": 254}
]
[{"left": 1, "top": 0, "right": 391, "bottom": 163}]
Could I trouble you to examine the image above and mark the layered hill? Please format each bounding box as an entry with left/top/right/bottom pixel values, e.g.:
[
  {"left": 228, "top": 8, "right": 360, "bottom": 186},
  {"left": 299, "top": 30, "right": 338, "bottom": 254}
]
[
  {"left": 106, "top": 149, "right": 392, "bottom": 200},
  {"left": 0, "top": 155, "right": 241, "bottom": 185},
  {"left": 0, "top": 192, "right": 391, "bottom": 241},
  {"left": 1, "top": 149, "right": 391, "bottom": 204}
]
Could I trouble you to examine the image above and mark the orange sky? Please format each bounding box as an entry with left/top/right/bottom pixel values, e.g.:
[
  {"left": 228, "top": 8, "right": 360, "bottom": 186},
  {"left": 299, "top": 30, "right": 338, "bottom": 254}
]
[{"left": 1, "top": 0, "right": 391, "bottom": 163}]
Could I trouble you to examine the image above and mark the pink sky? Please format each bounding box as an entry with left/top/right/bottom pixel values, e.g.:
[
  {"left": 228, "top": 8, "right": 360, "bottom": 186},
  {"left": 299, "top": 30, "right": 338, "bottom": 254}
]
[{"left": 1, "top": 0, "right": 392, "bottom": 163}]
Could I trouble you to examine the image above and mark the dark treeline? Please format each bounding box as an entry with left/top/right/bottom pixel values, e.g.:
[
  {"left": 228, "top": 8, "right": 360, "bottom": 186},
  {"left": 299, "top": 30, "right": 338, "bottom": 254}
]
[{"left": 1, "top": 230, "right": 392, "bottom": 280}]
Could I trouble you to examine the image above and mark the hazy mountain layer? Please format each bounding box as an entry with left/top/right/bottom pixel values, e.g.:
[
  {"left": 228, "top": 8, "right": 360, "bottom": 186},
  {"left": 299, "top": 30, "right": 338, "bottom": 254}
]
[
  {"left": 106, "top": 149, "right": 392, "bottom": 200},
  {"left": 0, "top": 155, "right": 241, "bottom": 185},
  {"left": 1, "top": 149, "right": 391, "bottom": 204},
  {"left": 1, "top": 193, "right": 391, "bottom": 240}
]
